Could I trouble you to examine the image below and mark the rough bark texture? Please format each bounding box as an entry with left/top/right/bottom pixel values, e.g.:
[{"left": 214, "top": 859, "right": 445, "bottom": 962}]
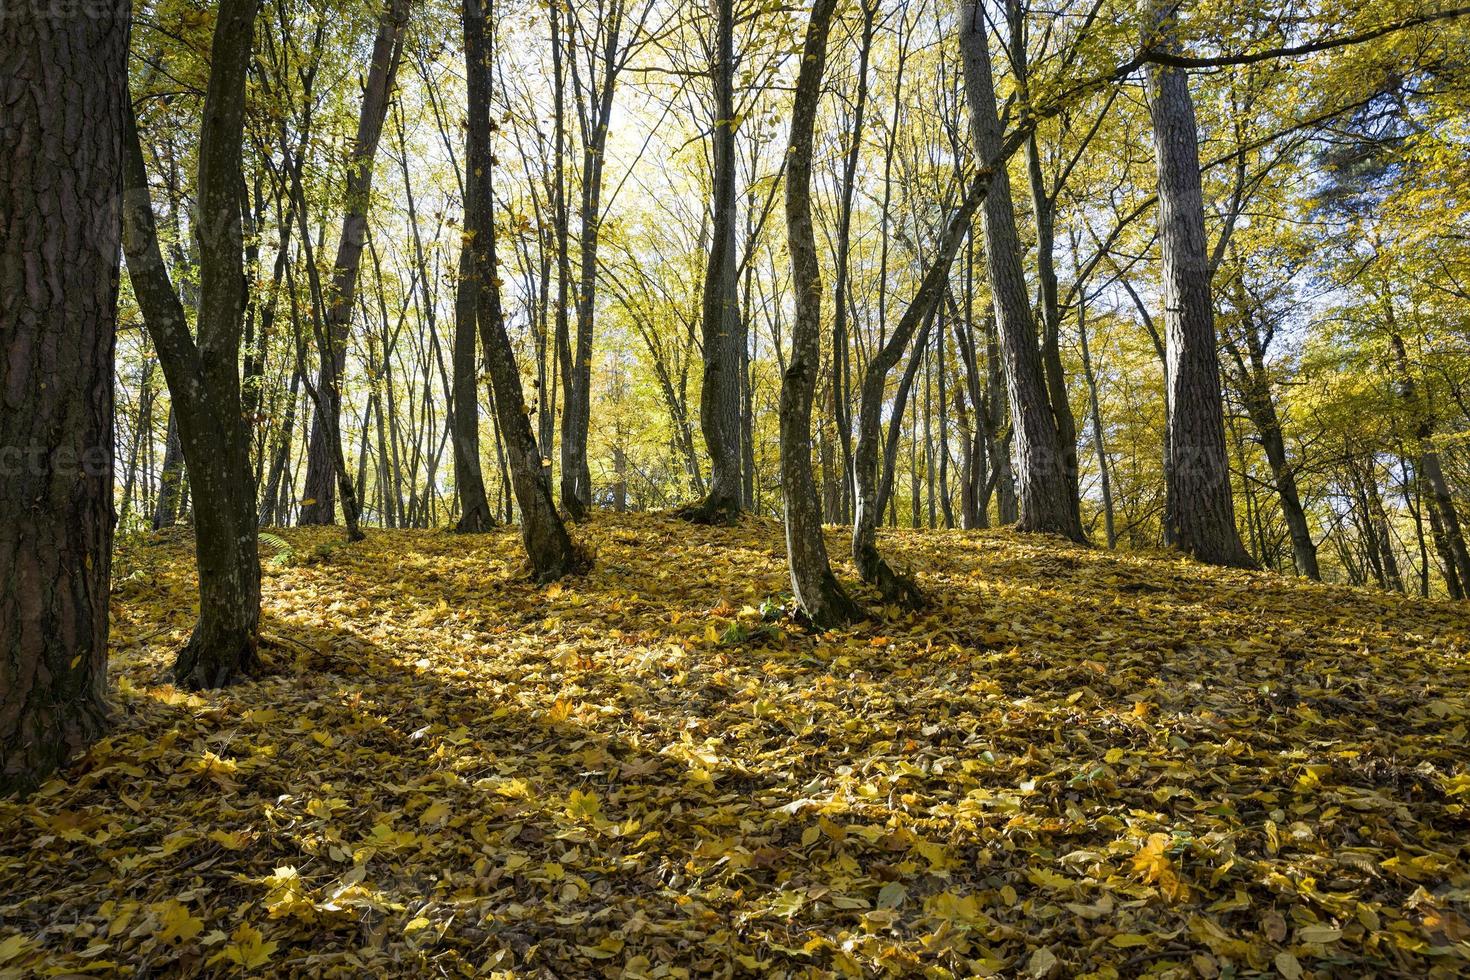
[
  {"left": 452, "top": 210, "right": 495, "bottom": 533},
  {"left": 153, "top": 407, "right": 186, "bottom": 529},
  {"left": 852, "top": 176, "right": 986, "bottom": 608},
  {"left": 122, "top": 0, "right": 264, "bottom": 689},
  {"left": 464, "top": 0, "right": 583, "bottom": 580},
  {"left": 681, "top": 0, "right": 743, "bottom": 526},
  {"left": 781, "top": 0, "right": 864, "bottom": 629},
  {"left": 299, "top": 0, "right": 412, "bottom": 525},
  {"left": 1144, "top": 43, "right": 1254, "bottom": 568},
  {"left": 1, "top": 1, "right": 126, "bottom": 794},
  {"left": 957, "top": 2, "right": 1084, "bottom": 543}
]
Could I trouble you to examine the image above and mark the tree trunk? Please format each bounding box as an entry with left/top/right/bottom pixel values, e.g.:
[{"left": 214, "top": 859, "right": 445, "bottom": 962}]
[
  {"left": 452, "top": 205, "right": 495, "bottom": 532},
  {"left": 1, "top": 2, "right": 126, "bottom": 794},
  {"left": 464, "top": 0, "right": 582, "bottom": 579},
  {"left": 153, "top": 407, "right": 186, "bottom": 529},
  {"left": 122, "top": 0, "right": 264, "bottom": 689},
  {"left": 957, "top": 1, "right": 1084, "bottom": 542},
  {"left": 1144, "top": 16, "right": 1254, "bottom": 568},
  {"left": 1077, "top": 292, "right": 1117, "bottom": 548},
  {"left": 299, "top": 0, "right": 412, "bottom": 525},
  {"left": 781, "top": 0, "right": 863, "bottom": 628},
  {"left": 682, "top": 0, "right": 743, "bottom": 525},
  {"left": 852, "top": 177, "right": 985, "bottom": 606}
]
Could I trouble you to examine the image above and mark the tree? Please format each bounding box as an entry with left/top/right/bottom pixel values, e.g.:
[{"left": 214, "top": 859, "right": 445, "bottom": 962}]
[
  {"left": 0, "top": 0, "right": 128, "bottom": 794},
  {"left": 781, "top": 0, "right": 864, "bottom": 629},
  {"left": 451, "top": 197, "right": 496, "bottom": 533},
  {"left": 852, "top": 176, "right": 987, "bottom": 607},
  {"left": 299, "top": 0, "right": 413, "bottom": 526},
  {"left": 682, "top": 0, "right": 744, "bottom": 525},
  {"left": 463, "top": 0, "right": 583, "bottom": 579},
  {"left": 122, "top": 0, "right": 265, "bottom": 688},
  {"left": 957, "top": 0, "right": 1085, "bottom": 543},
  {"left": 1144, "top": 12, "right": 1255, "bottom": 568}
]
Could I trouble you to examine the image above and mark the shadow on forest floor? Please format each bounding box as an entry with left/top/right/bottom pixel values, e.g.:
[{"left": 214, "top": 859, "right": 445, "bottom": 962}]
[{"left": 3, "top": 512, "right": 1469, "bottom": 976}]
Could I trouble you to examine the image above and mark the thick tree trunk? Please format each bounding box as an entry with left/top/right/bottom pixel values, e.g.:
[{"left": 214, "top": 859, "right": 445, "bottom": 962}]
[
  {"left": 1, "top": 3, "right": 126, "bottom": 794},
  {"left": 299, "top": 0, "right": 411, "bottom": 525},
  {"left": 1144, "top": 23, "right": 1254, "bottom": 568},
  {"left": 122, "top": 0, "right": 263, "bottom": 689},
  {"left": 452, "top": 208, "right": 495, "bottom": 532},
  {"left": 957, "top": 2, "right": 1084, "bottom": 542},
  {"left": 781, "top": 0, "right": 863, "bottom": 629},
  {"left": 464, "top": 0, "right": 582, "bottom": 579},
  {"left": 682, "top": 0, "right": 743, "bottom": 525}
]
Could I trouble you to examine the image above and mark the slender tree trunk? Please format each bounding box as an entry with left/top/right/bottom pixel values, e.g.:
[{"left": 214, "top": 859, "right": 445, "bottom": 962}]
[
  {"left": 853, "top": 177, "right": 985, "bottom": 606},
  {"left": 1077, "top": 293, "right": 1116, "bottom": 548},
  {"left": 1, "top": 1, "right": 126, "bottom": 794},
  {"left": 153, "top": 407, "right": 186, "bottom": 529},
  {"left": 682, "top": 0, "right": 743, "bottom": 525},
  {"left": 782, "top": 0, "right": 863, "bottom": 628},
  {"left": 1144, "top": 13, "right": 1254, "bottom": 567},
  {"left": 452, "top": 214, "right": 495, "bottom": 531},
  {"left": 122, "top": 0, "right": 264, "bottom": 689},
  {"left": 299, "top": 0, "right": 411, "bottom": 524},
  {"left": 464, "top": 0, "right": 582, "bottom": 579},
  {"left": 957, "top": 1, "right": 1083, "bottom": 542}
]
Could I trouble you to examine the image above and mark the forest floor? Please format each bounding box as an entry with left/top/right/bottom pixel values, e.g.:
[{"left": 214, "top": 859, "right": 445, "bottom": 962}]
[{"left": 2, "top": 513, "right": 1469, "bottom": 978}]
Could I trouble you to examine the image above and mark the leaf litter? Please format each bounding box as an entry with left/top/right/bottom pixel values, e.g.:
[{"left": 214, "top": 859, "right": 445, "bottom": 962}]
[{"left": 2, "top": 513, "right": 1469, "bottom": 977}]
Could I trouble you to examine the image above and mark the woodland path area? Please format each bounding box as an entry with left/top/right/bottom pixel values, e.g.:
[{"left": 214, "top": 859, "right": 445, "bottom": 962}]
[{"left": 2, "top": 514, "right": 1468, "bottom": 977}]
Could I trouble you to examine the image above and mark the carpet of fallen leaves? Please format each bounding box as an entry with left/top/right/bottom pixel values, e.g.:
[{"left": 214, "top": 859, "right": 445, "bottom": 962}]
[{"left": 3, "top": 513, "right": 1470, "bottom": 978}]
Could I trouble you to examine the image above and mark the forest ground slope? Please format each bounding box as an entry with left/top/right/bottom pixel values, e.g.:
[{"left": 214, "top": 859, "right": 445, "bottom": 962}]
[{"left": 2, "top": 513, "right": 1469, "bottom": 977}]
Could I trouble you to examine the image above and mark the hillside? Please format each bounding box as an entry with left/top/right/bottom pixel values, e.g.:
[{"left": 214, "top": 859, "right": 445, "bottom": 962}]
[{"left": 2, "top": 513, "right": 1468, "bottom": 977}]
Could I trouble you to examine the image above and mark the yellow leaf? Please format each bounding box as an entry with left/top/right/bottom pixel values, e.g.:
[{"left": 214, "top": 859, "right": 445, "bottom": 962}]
[
  {"left": 1275, "top": 951, "right": 1303, "bottom": 979},
  {"left": 153, "top": 900, "right": 204, "bottom": 945}
]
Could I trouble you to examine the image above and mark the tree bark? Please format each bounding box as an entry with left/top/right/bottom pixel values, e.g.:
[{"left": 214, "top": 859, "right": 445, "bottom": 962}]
[
  {"left": 153, "top": 407, "right": 186, "bottom": 529},
  {"left": 852, "top": 176, "right": 986, "bottom": 606},
  {"left": 957, "top": 1, "right": 1084, "bottom": 542},
  {"left": 123, "top": 0, "right": 263, "bottom": 688},
  {"left": 464, "top": 0, "right": 583, "bottom": 579},
  {"left": 452, "top": 211, "right": 496, "bottom": 532},
  {"left": 1, "top": 1, "right": 126, "bottom": 794},
  {"left": 682, "top": 0, "right": 743, "bottom": 525},
  {"left": 299, "top": 0, "right": 412, "bottom": 525},
  {"left": 781, "top": 0, "right": 864, "bottom": 629},
  {"left": 1144, "top": 16, "right": 1254, "bottom": 568}
]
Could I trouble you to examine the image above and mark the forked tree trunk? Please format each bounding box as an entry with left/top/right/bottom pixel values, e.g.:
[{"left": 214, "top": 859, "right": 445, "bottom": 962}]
[
  {"left": 122, "top": 0, "right": 264, "bottom": 689},
  {"left": 852, "top": 176, "right": 986, "bottom": 607},
  {"left": 682, "top": 0, "right": 743, "bottom": 526},
  {"left": 464, "top": 0, "right": 582, "bottom": 579},
  {"left": 1144, "top": 15, "right": 1254, "bottom": 568},
  {"left": 781, "top": 0, "right": 864, "bottom": 629},
  {"left": 957, "top": 1, "right": 1084, "bottom": 543},
  {"left": 1, "top": 2, "right": 126, "bottom": 794}
]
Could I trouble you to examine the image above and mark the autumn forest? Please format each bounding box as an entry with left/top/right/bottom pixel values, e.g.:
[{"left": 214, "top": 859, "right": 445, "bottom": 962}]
[{"left": 3, "top": 0, "right": 1470, "bottom": 975}]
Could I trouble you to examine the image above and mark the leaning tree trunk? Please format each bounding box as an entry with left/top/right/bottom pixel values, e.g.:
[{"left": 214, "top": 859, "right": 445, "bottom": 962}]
[
  {"left": 781, "top": 0, "right": 864, "bottom": 629},
  {"left": 299, "top": 0, "right": 412, "bottom": 525},
  {"left": 122, "top": 0, "right": 264, "bottom": 689},
  {"left": 464, "top": 0, "right": 582, "bottom": 579},
  {"left": 451, "top": 210, "right": 496, "bottom": 532},
  {"left": 681, "top": 0, "right": 744, "bottom": 526},
  {"left": 0, "top": 1, "right": 126, "bottom": 794},
  {"left": 1144, "top": 17, "right": 1254, "bottom": 568},
  {"left": 957, "top": 1, "right": 1085, "bottom": 543},
  {"left": 853, "top": 176, "right": 987, "bottom": 607}
]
